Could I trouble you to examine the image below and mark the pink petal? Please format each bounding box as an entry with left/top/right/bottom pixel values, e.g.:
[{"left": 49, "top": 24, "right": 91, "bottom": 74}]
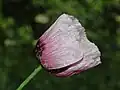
[{"left": 35, "top": 14, "right": 101, "bottom": 77}]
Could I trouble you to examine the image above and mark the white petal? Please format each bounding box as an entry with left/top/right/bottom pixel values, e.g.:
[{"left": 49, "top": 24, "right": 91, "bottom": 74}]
[
  {"left": 40, "top": 14, "right": 85, "bottom": 69},
  {"left": 38, "top": 13, "right": 101, "bottom": 73}
]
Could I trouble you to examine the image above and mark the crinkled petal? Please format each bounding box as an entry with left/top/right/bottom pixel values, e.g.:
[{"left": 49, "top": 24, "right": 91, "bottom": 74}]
[
  {"left": 35, "top": 13, "right": 101, "bottom": 77},
  {"left": 38, "top": 14, "right": 85, "bottom": 69}
]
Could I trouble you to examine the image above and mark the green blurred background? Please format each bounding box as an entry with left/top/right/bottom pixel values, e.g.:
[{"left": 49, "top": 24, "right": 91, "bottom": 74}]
[{"left": 0, "top": 0, "right": 120, "bottom": 90}]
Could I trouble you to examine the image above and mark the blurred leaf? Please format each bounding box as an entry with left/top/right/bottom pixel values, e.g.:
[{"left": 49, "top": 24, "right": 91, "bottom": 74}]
[{"left": 35, "top": 14, "right": 49, "bottom": 24}]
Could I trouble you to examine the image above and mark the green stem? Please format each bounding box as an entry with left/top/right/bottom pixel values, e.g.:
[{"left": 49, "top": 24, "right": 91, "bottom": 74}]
[{"left": 16, "top": 65, "right": 42, "bottom": 90}]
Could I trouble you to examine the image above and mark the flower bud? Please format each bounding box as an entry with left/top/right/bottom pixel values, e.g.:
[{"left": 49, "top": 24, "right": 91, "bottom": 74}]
[{"left": 35, "top": 14, "right": 101, "bottom": 77}]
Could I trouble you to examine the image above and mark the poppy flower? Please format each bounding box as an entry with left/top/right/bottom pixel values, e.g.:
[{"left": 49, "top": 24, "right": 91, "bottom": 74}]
[{"left": 35, "top": 14, "right": 101, "bottom": 77}]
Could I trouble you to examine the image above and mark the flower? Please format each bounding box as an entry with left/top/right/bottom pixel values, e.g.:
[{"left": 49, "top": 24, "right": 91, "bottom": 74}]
[{"left": 35, "top": 14, "right": 101, "bottom": 77}]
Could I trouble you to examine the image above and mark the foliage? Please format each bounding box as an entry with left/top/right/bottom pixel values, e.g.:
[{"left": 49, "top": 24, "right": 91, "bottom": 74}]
[{"left": 0, "top": 0, "right": 120, "bottom": 90}]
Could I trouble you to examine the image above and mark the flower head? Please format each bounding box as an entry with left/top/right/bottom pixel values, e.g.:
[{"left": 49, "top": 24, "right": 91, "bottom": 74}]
[{"left": 35, "top": 14, "right": 101, "bottom": 77}]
